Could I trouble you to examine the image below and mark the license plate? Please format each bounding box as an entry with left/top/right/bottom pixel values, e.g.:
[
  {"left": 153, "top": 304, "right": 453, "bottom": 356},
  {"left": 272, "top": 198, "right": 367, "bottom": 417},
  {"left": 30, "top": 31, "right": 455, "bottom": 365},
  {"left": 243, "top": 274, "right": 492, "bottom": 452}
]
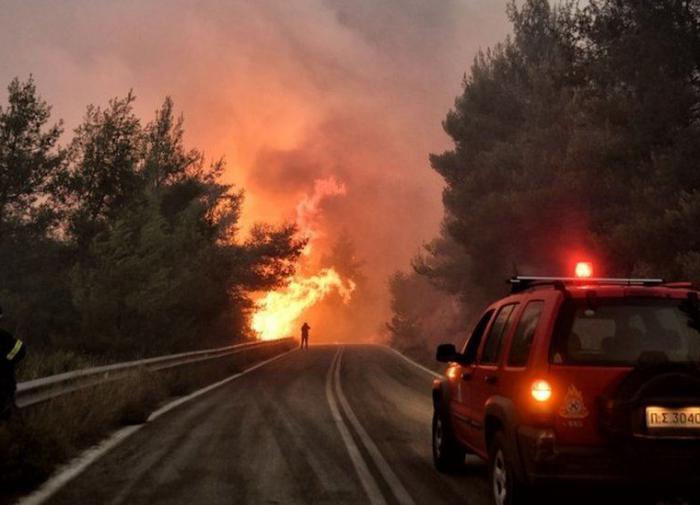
[{"left": 646, "top": 406, "right": 700, "bottom": 429}]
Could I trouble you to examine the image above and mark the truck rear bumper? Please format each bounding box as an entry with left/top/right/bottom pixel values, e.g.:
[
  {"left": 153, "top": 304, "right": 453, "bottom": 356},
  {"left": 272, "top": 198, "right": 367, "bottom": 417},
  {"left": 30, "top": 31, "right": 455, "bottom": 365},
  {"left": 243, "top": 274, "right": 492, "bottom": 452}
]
[{"left": 517, "top": 426, "right": 700, "bottom": 485}]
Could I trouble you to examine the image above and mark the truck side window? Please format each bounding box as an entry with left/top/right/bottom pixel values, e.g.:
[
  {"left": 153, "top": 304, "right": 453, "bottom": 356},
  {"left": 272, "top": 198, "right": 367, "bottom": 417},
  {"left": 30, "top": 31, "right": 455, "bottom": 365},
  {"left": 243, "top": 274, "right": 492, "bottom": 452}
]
[
  {"left": 463, "top": 309, "right": 495, "bottom": 363},
  {"left": 480, "top": 304, "right": 517, "bottom": 365},
  {"left": 508, "top": 301, "right": 544, "bottom": 367}
]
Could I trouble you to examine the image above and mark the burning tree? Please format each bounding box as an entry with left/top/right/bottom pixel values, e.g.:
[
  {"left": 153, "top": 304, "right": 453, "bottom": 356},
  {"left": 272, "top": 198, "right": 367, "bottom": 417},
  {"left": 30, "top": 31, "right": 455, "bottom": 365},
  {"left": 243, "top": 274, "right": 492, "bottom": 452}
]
[{"left": 250, "top": 176, "right": 358, "bottom": 341}]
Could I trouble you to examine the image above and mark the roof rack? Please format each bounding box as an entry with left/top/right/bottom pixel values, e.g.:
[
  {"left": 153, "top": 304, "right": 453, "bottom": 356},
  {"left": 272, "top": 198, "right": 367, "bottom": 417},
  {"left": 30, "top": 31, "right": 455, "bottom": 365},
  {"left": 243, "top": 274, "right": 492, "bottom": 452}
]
[{"left": 508, "top": 276, "right": 664, "bottom": 294}]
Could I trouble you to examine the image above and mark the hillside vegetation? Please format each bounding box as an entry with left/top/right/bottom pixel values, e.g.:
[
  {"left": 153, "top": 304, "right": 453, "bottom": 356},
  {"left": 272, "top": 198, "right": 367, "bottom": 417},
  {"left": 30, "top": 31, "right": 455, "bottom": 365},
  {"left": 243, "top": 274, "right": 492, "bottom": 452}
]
[
  {"left": 389, "top": 0, "right": 700, "bottom": 357},
  {"left": 0, "top": 83, "right": 304, "bottom": 366}
]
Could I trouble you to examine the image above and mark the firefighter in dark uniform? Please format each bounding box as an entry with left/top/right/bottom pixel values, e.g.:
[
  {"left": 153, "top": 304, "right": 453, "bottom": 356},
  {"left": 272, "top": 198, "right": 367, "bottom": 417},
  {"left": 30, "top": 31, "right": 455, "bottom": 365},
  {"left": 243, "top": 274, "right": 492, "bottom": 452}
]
[
  {"left": 0, "top": 306, "right": 25, "bottom": 421},
  {"left": 300, "top": 322, "right": 310, "bottom": 350}
]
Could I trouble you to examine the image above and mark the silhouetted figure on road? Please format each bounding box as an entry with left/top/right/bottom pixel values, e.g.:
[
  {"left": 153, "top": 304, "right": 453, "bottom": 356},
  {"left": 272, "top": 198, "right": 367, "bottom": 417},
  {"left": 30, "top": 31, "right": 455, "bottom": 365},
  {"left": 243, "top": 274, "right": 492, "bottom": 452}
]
[
  {"left": 301, "top": 322, "right": 310, "bottom": 350},
  {"left": 0, "top": 306, "right": 25, "bottom": 422}
]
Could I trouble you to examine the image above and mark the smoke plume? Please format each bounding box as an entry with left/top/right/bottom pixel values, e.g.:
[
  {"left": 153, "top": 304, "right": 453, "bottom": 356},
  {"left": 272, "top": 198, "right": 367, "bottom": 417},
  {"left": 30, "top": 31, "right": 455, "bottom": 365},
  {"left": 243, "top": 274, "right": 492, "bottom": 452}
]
[
  {"left": 0, "top": 0, "right": 511, "bottom": 342},
  {"left": 296, "top": 176, "right": 347, "bottom": 256}
]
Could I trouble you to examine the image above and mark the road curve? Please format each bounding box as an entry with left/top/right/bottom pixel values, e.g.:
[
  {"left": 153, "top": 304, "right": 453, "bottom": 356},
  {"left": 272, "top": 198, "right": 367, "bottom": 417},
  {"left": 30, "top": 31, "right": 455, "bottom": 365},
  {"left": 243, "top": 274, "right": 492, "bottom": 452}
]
[{"left": 39, "top": 345, "right": 683, "bottom": 505}]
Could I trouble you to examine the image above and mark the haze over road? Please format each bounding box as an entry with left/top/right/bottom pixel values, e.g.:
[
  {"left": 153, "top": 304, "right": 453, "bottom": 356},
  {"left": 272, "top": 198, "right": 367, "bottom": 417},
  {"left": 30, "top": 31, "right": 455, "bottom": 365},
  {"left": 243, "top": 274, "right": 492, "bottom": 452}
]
[{"left": 40, "top": 346, "right": 681, "bottom": 505}]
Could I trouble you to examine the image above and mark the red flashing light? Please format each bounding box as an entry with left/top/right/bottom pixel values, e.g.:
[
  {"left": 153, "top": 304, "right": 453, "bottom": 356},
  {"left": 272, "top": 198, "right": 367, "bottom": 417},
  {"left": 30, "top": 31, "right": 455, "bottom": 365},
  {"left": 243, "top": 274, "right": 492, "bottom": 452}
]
[{"left": 575, "top": 261, "right": 593, "bottom": 278}]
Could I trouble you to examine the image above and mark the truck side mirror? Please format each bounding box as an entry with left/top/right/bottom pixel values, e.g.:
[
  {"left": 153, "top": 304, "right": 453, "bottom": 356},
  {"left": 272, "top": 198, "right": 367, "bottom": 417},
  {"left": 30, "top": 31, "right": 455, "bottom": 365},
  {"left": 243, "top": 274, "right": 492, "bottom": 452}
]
[{"left": 436, "top": 344, "right": 459, "bottom": 363}]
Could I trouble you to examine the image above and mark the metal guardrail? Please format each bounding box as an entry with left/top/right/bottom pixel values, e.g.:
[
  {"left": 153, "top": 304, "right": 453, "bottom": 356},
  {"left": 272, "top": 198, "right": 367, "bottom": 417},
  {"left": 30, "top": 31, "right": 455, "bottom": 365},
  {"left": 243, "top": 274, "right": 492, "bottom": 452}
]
[{"left": 16, "top": 338, "right": 295, "bottom": 408}]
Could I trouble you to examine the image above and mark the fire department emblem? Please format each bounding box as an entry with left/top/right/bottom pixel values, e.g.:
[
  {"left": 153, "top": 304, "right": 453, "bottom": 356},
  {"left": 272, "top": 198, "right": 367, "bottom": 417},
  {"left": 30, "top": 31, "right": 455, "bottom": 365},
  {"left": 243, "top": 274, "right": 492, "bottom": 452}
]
[{"left": 558, "top": 385, "right": 589, "bottom": 419}]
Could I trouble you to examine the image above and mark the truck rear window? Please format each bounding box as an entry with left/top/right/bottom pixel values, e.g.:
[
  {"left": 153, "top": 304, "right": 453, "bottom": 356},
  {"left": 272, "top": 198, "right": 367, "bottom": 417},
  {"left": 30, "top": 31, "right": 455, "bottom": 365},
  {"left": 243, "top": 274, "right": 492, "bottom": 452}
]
[{"left": 550, "top": 298, "right": 700, "bottom": 366}]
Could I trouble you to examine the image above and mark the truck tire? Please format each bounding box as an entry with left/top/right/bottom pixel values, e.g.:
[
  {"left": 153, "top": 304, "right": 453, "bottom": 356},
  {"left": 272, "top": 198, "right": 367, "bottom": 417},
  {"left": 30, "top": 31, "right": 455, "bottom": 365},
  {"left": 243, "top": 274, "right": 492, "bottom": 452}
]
[
  {"left": 432, "top": 407, "right": 465, "bottom": 472},
  {"left": 488, "top": 432, "right": 529, "bottom": 505}
]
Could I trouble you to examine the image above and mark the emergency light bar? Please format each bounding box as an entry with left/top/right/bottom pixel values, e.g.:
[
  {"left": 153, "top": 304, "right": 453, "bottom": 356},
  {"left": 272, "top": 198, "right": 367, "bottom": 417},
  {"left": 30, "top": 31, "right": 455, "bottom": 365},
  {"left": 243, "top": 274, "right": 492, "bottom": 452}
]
[{"left": 509, "top": 276, "right": 664, "bottom": 294}]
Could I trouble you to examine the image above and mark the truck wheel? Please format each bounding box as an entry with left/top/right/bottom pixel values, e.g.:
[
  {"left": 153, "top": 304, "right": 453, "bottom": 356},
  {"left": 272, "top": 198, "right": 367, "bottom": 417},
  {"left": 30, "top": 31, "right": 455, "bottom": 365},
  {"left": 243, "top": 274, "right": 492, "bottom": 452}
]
[
  {"left": 488, "top": 432, "right": 528, "bottom": 505},
  {"left": 432, "top": 408, "right": 465, "bottom": 472}
]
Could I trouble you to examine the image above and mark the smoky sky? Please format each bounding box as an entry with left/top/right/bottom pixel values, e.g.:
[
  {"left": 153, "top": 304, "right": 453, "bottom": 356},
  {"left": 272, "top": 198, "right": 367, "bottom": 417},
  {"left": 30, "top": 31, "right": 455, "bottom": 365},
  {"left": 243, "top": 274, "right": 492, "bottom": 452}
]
[{"left": 0, "top": 0, "right": 511, "bottom": 340}]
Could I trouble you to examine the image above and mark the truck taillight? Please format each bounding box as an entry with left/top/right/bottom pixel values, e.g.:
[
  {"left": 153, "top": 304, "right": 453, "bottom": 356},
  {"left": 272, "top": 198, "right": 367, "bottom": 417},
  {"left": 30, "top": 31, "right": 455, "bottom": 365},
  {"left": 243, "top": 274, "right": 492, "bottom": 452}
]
[
  {"left": 575, "top": 261, "right": 593, "bottom": 278},
  {"left": 531, "top": 380, "right": 552, "bottom": 402}
]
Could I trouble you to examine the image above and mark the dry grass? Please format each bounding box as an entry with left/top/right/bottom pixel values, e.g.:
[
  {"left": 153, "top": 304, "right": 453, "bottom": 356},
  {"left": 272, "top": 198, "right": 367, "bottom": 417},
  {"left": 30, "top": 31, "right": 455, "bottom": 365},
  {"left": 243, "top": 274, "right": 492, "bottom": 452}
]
[
  {"left": 0, "top": 369, "right": 165, "bottom": 494},
  {"left": 0, "top": 341, "right": 294, "bottom": 499},
  {"left": 17, "top": 349, "right": 100, "bottom": 382}
]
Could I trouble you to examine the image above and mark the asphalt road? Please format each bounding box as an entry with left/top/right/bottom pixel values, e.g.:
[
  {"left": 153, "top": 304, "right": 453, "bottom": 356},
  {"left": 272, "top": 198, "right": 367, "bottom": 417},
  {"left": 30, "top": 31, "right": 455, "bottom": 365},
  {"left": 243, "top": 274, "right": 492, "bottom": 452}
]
[{"left": 41, "top": 345, "right": 690, "bottom": 505}]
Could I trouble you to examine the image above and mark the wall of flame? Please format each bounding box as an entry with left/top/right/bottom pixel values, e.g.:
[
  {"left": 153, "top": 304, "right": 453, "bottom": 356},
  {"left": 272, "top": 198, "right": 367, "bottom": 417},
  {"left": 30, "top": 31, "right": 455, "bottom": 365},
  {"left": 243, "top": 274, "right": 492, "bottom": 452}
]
[{"left": 252, "top": 268, "right": 356, "bottom": 341}]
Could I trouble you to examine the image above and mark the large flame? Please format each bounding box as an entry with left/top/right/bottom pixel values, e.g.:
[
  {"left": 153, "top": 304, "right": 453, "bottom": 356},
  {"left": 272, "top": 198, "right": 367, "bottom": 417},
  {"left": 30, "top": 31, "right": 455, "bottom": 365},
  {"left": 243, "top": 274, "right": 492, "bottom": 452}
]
[
  {"left": 251, "top": 176, "right": 355, "bottom": 341},
  {"left": 252, "top": 267, "right": 356, "bottom": 340}
]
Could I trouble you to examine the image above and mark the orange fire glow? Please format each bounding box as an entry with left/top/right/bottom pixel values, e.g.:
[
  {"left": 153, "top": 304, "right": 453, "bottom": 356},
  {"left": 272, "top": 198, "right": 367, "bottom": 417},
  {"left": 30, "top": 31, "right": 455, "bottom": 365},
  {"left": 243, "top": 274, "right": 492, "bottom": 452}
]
[
  {"left": 252, "top": 268, "right": 356, "bottom": 340},
  {"left": 252, "top": 177, "right": 355, "bottom": 341}
]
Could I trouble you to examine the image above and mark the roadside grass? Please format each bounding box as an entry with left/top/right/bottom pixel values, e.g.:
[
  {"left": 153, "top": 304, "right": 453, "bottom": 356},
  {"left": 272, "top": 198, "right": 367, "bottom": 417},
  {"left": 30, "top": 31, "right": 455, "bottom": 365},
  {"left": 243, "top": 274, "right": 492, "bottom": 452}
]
[
  {"left": 0, "top": 369, "right": 165, "bottom": 495},
  {"left": 0, "top": 342, "right": 294, "bottom": 500},
  {"left": 17, "top": 350, "right": 100, "bottom": 382}
]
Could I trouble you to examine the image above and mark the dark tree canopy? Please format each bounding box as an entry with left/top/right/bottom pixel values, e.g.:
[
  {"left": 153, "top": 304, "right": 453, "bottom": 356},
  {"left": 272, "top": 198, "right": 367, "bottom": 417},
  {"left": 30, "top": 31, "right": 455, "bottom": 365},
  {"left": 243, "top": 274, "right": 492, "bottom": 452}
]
[
  {"left": 0, "top": 79, "right": 305, "bottom": 356},
  {"left": 390, "top": 0, "right": 700, "bottom": 354},
  {"left": 0, "top": 76, "right": 63, "bottom": 233}
]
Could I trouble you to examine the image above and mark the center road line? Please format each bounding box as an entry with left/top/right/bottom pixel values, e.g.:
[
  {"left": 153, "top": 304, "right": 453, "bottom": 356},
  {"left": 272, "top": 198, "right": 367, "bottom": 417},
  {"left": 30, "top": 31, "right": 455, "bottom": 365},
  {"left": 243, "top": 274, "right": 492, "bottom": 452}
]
[
  {"left": 325, "top": 348, "right": 387, "bottom": 505},
  {"left": 333, "top": 348, "right": 417, "bottom": 505}
]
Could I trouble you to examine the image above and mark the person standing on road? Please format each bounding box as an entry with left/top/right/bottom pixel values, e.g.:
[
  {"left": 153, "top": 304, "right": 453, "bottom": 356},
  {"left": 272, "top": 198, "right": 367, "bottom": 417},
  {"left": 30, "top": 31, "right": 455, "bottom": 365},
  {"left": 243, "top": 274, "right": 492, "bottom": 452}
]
[
  {"left": 0, "top": 306, "right": 25, "bottom": 421},
  {"left": 300, "top": 322, "right": 310, "bottom": 350}
]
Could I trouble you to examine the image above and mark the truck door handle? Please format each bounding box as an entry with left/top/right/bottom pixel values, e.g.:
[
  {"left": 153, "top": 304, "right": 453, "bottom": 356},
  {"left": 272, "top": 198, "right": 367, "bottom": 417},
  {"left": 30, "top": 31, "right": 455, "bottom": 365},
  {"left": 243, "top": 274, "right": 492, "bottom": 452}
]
[{"left": 484, "top": 375, "right": 498, "bottom": 385}]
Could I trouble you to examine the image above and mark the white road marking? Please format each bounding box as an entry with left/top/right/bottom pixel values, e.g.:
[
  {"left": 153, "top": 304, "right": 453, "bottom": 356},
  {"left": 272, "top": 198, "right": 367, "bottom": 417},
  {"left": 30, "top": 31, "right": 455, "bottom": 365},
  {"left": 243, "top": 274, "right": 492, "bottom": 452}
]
[
  {"left": 148, "top": 349, "right": 294, "bottom": 421},
  {"left": 334, "top": 348, "right": 417, "bottom": 505},
  {"left": 382, "top": 345, "right": 442, "bottom": 378},
  {"left": 15, "top": 348, "right": 298, "bottom": 505},
  {"left": 16, "top": 425, "right": 141, "bottom": 505},
  {"left": 325, "top": 348, "right": 387, "bottom": 505}
]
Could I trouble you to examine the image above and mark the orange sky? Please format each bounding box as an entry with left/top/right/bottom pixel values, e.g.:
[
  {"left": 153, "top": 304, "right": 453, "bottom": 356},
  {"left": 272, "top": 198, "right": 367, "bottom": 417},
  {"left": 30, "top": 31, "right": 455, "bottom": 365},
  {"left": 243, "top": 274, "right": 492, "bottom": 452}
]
[{"left": 0, "top": 0, "right": 511, "bottom": 341}]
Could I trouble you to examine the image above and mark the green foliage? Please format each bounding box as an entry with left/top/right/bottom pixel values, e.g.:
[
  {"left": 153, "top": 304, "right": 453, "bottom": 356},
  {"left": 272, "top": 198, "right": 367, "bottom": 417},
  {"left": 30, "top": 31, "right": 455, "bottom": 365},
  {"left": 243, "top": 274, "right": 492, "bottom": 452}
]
[
  {"left": 0, "top": 80, "right": 305, "bottom": 359},
  {"left": 143, "top": 97, "right": 203, "bottom": 188},
  {"left": 390, "top": 0, "right": 700, "bottom": 350},
  {"left": 238, "top": 223, "right": 306, "bottom": 291},
  {"left": 61, "top": 92, "right": 144, "bottom": 250},
  {"left": 0, "top": 76, "right": 64, "bottom": 232},
  {"left": 0, "top": 78, "right": 73, "bottom": 347},
  {"left": 577, "top": 0, "right": 700, "bottom": 278}
]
